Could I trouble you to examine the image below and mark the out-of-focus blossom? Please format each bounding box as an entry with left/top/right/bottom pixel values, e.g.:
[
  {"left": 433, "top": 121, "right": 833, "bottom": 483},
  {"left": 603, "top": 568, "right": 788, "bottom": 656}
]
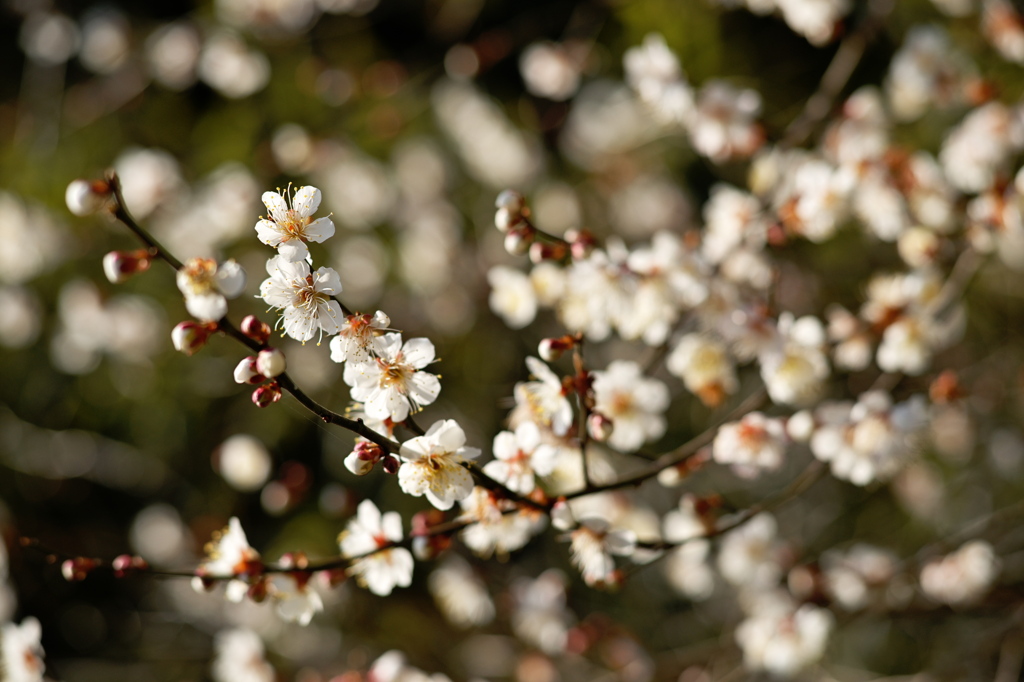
[
  {"left": 591, "top": 360, "right": 669, "bottom": 453},
  {"left": 940, "top": 102, "right": 1024, "bottom": 193},
  {"left": 920, "top": 540, "right": 1000, "bottom": 605},
  {"left": 821, "top": 544, "right": 898, "bottom": 611},
  {"left": 667, "top": 333, "right": 738, "bottom": 407},
  {"left": 511, "top": 570, "right": 575, "bottom": 654},
  {"left": 511, "top": 357, "right": 574, "bottom": 437},
  {"left": 0, "top": 286, "right": 42, "bottom": 349},
  {"left": 79, "top": 8, "right": 130, "bottom": 74},
  {"left": 520, "top": 41, "right": 583, "bottom": 101},
  {"left": 736, "top": 592, "right": 833, "bottom": 676},
  {"left": 146, "top": 22, "right": 202, "bottom": 90},
  {"left": 569, "top": 517, "right": 636, "bottom": 587},
  {"left": 484, "top": 422, "right": 559, "bottom": 494},
  {"left": 982, "top": 0, "right": 1024, "bottom": 64},
  {"left": 713, "top": 412, "right": 787, "bottom": 478},
  {"left": 459, "top": 487, "right": 544, "bottom": 558},
  {"left": 340, "top": 500, "right": 414, "bottom": 596},
  {"left": 215, "top": 435, "right": 272, "bottom": 492},
  {"left": 0, "top": 193, "right": 68, "bottom": 285},
  {"left": 198, "top": 31, "right": 270, "bottom": 99},
  {"left": 885, "top": 25, "right": 974, "bottom": 121},
  {"left": 689, "top": 80, "right": 764, "bottom": 163},
  {"left": 212, "top": 628, "right": 275, "bottom": 682},
  {"left": 624, "top": 33, "right": 694, "bottom": 125},
  {"left": 114, "top": 147, "right": 183, "bottom": 220},
  {"left": 216, "top": 0, "right": 318, "bottom": 35},
  {"left": 718, "top": 513, "right": 784, "bottom": 588},
  {"left": 428, "top": 555, "right": 495, "bottom": 628},
  {"left": 758, "top": 314, "right": 830, "bottom": 407},
  {"left": 810, "top": 391, "right": 928, "bottom": 485},
  {"left": 194, "top": 517, "right": 262, "bottom": 603},
  {"left": 19, "top": 11, "right": 79, "bottom": 65},
  {"left": 1, "top": 618, "right": 45, "bottom": 682},
  {"left": 775, "top": 0, "right": 849, "bottom": 45},
  {"left": 487, "top": 266, "right": 537, "bottom": 329}
]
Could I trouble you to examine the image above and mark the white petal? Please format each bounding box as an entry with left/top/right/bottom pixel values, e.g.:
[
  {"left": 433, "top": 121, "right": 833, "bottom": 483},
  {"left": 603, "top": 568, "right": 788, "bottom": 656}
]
[
  {"left": 401, "top": 337, "right": 436, "bottom": 368},
  {"left": 292, "top": 185, "right": 322, "bottom": 218}
]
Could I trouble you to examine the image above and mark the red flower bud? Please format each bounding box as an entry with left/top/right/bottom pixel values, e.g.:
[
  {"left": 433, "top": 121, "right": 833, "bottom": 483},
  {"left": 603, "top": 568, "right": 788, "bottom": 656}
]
[
  {"left": 252, "top": 381, "right": 283, "bottom": 407},
  {"left": 240, "top": 315, "right": 272, "bottom": 344}
]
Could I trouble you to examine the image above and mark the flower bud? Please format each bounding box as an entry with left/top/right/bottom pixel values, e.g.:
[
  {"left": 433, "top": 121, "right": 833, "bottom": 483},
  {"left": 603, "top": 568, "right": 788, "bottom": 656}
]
[
  {"left": 504, "top": 227, "right": 534, "bottom": 256},
  {"left": 65, "top": 179, "right": 111, "bottom": 216},
  {"left": 103, "top": 249, "right": 152, "bottom": 284},
  {"left": 539, "top": 335, "right": 575, "bottom": 362},
  {"left": 587, "top": 412, "right": 614, "bottom": 442},
  {"left": 172, "top": 321, "right": 216, "bottom": 356},
  {"left": 381, "top": 453, "right": 400, "bottom": 474},
  {"left": 240, "top": 315, "right": 271, "bottom": 344},
  {"left": 234, "top": 356, "right": 263, "bottom": 385},
  {"left": 62, "top": 557, "right": 99, "bottom": 582},
  {"left": 112, "top": 554, "right": 149, "bottom": 578},
  {"left": 344, "top": 451, "right": 375, "bottom": 476},
  {"left": 252, "top": 381, "right": 282, "bottom": 408},
  {"left": 534, "top": 240, "right": 569, "bottom": 264},
  {"left": 255, "top": 348, "right": 286, "bottom": 378},
  {"left": 565, "top": 228, "right": 596, "bottom": 260},
  {"left": 495, "top": 189, "right": 525, "bottom": 211}
]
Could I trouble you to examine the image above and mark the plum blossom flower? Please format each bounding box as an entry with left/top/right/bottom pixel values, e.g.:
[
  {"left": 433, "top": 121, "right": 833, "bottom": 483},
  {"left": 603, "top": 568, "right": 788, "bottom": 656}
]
[
  {"left": 194, "top": 517, "right": 263, "bottom": 603},
  {"left": 256, "top": 185, "right": 335, "bottom": 262},
  {"left": 623, "top": 33, "right": 695, "bottom": 125},
  {"left": 266, "top": 560, "right": 323, "bottom": 626},
  {"left": 176, "top": 257, "right": 246, "bottom": 322},
  {"left": 758, "top": 313, "right": 830, "bottom": 407},
  {"left": 487, "top": 265, "right": 537, "bottom": 329},
  {"left": 569, "top": 517, "right": 637, "bottom": 587},
  {"left": 592, "top": 360, "right": 669, "bottom": 452},
  {"left": 328, "top": 310, "right": 390, "bottom": 364},
  {"left": 1, "top": 618, "right": 45, "bottom": 682},
  {"left": 736, "top": 591, "right": 833, "bottom": 677},
  {"left": 483, "top": 421, "right": 559, "bottom": 494},
  {"left": 398, "top": 419, "right": 480, "bottom": 510},
  {"left": 712, "top": 412, "right": 788, "bottom": 478},
  {"left": 810, "top": 391, "right": 928, "bottom": 486},
  {"left": 212, "top": 628, "right": 274, "bottom": 682},
  {"left": 339, "top": 500, "right": 414, "bottom": 596},
  {"left": 667, "top": 333, "right": 738, "bottom": 407},
  {"left": 459, "top": 487, "right": 543, "bottom": 557},
  {"left": 920, "top": 540, "right": 1000, "bottom": 605},
  {"left": 344, "top": 333, "right": 440, "bottom": 422},
  {"left": 258, "top": 255, "right": 343, "bottom": 343},
  {"left": 428, "top": 555, "right": 495, "bottom": 628},
  {"left": 512, "top": 356, "right": 574, "bottom": 436}
]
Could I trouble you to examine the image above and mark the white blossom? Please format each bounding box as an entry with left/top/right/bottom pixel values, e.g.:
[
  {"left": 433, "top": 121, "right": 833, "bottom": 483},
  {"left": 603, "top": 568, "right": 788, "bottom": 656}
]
[
  {"left": 345, "top": 333, "right": 440, "bottom": 422},
  {"left": 256, "top": 185, "right": 335, "bottom": 263},
  {"left": 1, "top": 618, "right": 44, "bottom": 682},
  {"left": 483, "top": 421, "right": 559, "bottom": 494},
  {"left": 712, "top": 412, "right": 788, "bottom": 478},
  {"left": 258, "top": 255, "right": 343, "bottom": 342},
  {"left": 592, "top": 360, "right": 669, "bottom": 452},
  {"left": 340, "top": 499, "right": 414, "bottom": 596},
  {"left": 398, "top": 419, "right": 480, "bottom": 510},
  {"left": 328, "top": 310, "right": 390, "bottom": 364},
  {"left": 920, "top": 540, "right": 1000, "bottom": 605}
]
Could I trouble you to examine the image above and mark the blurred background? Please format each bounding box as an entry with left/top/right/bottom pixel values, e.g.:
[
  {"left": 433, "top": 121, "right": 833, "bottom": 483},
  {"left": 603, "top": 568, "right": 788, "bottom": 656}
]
[{"left": 3, "top": 0, "right": 1024, "bottom": 680}]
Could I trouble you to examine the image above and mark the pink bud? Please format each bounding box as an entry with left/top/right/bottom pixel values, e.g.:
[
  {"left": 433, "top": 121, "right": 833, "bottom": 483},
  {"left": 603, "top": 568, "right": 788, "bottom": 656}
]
[
  {"left": 528, "top": 241, "right": 567, "bottom": 264},
  {"left": 103, "top": 249, "right": 153, "bottom": 284},
  {"left": 255, "top": 348, "right": 286, "bottom": 377},
  {"left": 252, "top": 381, "right": 282, "bottom": 408},
  {"left": 172, "top": 321, "right": 217, "bottom": 356},
  {"left": 112, "top": 554, "right": 149, "bottom": 578},
  {"left": 587, "top": 412, "right": 614, "bottom": 442},
  {"left": 240, "top": 315, "right": 271, "bottom": 344},
  {"left": 62, "top": 557, "right": 99, "bottom": 581},
  {"left": 234, "top": 356, "right": 263, "bottom": 384},
  {"left": 539, "top": 335, "right": 575, "bottom": 362},
  {"left": 65, "top": 179, "right": 111, "bottom": 216},
  {"left": 381, "top": 454, "right": 400, "bottom": 474}
]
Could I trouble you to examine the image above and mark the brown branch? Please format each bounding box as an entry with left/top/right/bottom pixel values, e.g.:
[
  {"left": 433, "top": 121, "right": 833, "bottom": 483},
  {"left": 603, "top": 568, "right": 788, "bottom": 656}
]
[{"left": 563, "top": 386, "right": 768, "bottom": 501}]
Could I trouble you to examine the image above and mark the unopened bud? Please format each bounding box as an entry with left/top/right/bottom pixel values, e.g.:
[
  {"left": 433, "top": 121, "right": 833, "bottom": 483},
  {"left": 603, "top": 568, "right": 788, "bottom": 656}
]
[
  {"left": 344, "top": 451, "right": 375, "bottom": 476},
  {"left": 103, "top": 250, "right": 152, "bottom": 284},
  {"left": 65, "top": 179, "right": 111, "bottom": 216},
  {"left": 504, "top": 227, "right": 534, "bottom": 256},
  {"left": 565, "top": 228, "right": 596, "bottom": 260},
  {"left": 256, "top": 348, "right": 286, "bottom": 378},
  {"left": 247, "top": 578, "right": 269, "bottom": 603},
  {"left": 172, "top": 321, "right": 217, "bottom": 356},
  {"left": 587, "top": 412, "right": 614, "bottom": 442},
  {"left": 495, "top": 189, "right": 525, "bottom": 212},
  {"left": 62, "top": 557, "right": 99, "bottom": 581},
  {"left": 529, "top": 240, "right": 567, "bottom": 264},
  {"left": 234, "top": 356, "right": 263, "bottom": 385},
  {"left": 539, "top": 335, "right": 575, "bottom": 362},
  {"left": 240, "top": 315, "right": 271, "bottom": 344},
  {"left": 112, "top": 554, "right": 149, "bottom": 578},
  {"left": 381, "top": 454, "right": 400, "bottom": 474},
  {"left": 252, "top": 381, "right": 282, "bottom": 408}
]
